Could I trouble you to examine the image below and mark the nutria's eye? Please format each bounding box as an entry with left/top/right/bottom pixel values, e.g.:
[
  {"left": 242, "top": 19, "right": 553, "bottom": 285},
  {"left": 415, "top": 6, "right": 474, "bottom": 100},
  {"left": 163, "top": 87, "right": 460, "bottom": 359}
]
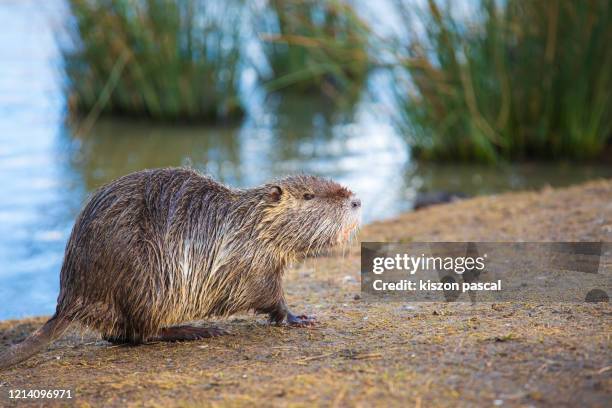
[
  {"left": 303, "top": 193, "right": 315, "bottom": 200},
  {"left": 268, "top": 186, "right": 282, "bottom": 202}
]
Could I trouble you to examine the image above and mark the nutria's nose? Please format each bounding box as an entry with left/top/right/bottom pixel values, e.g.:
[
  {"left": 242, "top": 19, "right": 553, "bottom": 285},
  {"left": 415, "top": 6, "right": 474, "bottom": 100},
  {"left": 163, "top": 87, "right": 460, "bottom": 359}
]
[{"left": 351, "top": 198, "right": 361, "bottom": 209}]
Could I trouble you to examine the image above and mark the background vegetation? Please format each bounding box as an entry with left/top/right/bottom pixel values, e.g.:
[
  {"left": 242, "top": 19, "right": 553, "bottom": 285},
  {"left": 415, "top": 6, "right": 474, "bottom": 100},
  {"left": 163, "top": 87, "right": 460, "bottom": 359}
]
[
  {"left": 63, "top": 0, "right": 612, "bottom": 162},
  {"left": 64, "top": 0, "right": 244, "bottom": 122},
  {"left": 259, "top": 0, "right": 370, "bottom": 97},
  {"left": 394, "top": 0, "right": 612, "bottom": 163}
]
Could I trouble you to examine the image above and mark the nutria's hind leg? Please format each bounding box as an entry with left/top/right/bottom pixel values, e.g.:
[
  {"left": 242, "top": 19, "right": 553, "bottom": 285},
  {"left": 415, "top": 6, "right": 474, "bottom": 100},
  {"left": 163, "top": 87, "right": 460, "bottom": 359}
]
[
  {"left": 266, "top": 299, "right": 316, "bottom": 327},
  {"left": 101, "top": 321, "right": 147, "bottom": 345},
  {"left": 102, "top": 332, "right": 146, "bottom": 345},
  {"left": 103, "top": 335, "right": 131, "bottom": 345},
  {"left": 151, "top": 325, "right": 230, "bottom": 342}
]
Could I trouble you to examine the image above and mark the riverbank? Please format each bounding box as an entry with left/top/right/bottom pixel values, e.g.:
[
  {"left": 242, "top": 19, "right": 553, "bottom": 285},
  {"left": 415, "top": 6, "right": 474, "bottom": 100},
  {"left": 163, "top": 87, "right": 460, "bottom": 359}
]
[{"left": 1, "top": 179, "right": 611, "bottom": 407}]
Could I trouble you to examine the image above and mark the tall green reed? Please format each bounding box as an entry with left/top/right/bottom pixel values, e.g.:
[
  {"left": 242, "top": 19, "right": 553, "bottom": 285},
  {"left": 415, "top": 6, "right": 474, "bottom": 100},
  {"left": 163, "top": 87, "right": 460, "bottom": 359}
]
[
  {"left": 64, "top": 0, "right": 244, "bottom": 122},
  {"left": 258, "top": 0, "right": 371, "bottom": 97},
  {"left": 394, "top": 0, "right": 612, "bottom": 163}
]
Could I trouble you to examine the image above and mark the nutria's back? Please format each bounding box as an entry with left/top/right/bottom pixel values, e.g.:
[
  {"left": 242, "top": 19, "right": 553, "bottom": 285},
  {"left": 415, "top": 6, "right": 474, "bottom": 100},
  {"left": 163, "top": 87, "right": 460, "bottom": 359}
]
[
  {"left": 57, "top": 168, "right": 236, "bottom": 339},
  {"left": 0, "top": 168, "right": 361, "bottom": 368}
]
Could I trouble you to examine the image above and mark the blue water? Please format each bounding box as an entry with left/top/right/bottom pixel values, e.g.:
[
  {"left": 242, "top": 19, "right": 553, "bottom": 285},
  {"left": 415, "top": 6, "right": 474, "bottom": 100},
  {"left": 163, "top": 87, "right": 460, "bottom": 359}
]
[{"left": 0, "top": 1, "right": 610, "bottom": 320}]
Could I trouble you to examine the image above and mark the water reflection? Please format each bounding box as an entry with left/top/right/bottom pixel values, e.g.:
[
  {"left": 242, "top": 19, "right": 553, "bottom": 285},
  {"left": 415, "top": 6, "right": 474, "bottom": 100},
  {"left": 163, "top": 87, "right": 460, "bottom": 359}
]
[
  {"left": 72, "top": 120, "right": 243, "bottom": 190},
  {"left": 257, "top": 93, "right": 358, "bottom": 161},
  {"left": 407, "top": 162, "right": 612, "bottom": 196}
]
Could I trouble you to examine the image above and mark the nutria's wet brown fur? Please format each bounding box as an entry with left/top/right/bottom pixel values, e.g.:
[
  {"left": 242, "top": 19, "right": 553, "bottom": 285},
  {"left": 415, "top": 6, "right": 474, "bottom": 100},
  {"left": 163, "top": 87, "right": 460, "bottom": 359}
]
[{"left": 0, "top": 168, "right": 361, "bottom": 369}]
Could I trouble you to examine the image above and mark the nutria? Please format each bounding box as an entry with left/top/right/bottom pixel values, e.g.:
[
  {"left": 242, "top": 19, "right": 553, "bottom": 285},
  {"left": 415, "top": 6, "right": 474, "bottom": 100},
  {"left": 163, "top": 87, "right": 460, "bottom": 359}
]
[{"left": 0, "top": 168, "right": 361, "bottom": 369}]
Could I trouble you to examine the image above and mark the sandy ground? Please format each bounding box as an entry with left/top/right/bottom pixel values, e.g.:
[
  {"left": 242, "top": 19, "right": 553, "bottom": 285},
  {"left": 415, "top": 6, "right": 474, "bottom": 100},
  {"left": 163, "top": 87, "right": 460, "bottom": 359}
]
[{"left": 1, "top": 179, "right": 611, "bottom": 407}]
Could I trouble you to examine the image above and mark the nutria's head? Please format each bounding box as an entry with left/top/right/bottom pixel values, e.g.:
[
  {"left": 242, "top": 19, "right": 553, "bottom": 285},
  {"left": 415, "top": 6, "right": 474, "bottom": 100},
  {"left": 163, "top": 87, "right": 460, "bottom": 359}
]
[{"left": 255, "top": 175, "right": 361, "bottom": 256}]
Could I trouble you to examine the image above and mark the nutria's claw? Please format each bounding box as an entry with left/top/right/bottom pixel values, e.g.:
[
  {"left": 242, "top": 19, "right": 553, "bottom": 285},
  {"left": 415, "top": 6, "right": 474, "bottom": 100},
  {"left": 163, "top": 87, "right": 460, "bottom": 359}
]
[{"left": 286, "top": 313, "right": 317, "bottom": 327}]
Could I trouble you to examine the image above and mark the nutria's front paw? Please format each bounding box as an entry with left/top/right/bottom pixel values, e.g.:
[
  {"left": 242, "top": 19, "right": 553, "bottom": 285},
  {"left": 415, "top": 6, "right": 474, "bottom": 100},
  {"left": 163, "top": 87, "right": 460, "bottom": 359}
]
[{"left": 286, "top": 313, "right": 316, "bottom": 327}]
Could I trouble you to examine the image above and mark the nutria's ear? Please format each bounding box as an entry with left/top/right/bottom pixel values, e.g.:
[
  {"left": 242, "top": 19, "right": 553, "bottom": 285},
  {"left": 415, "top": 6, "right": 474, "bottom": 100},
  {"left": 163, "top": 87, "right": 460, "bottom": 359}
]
[{"left": 267, "top": 185, "right": 282, "bottom": 202}]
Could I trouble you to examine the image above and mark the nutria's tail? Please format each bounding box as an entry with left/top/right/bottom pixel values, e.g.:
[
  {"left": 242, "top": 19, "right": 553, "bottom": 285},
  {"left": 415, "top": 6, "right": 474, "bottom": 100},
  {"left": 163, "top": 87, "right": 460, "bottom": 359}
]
[{"left": 0, "top": 314, "right": 71, "bottom": 370}]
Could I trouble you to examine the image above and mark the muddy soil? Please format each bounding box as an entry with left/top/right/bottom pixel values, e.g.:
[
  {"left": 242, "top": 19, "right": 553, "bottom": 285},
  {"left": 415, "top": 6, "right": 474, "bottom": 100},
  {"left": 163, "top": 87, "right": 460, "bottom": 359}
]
[{"left": 1, "top": 180, "right": 611, "bottom": 407}]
